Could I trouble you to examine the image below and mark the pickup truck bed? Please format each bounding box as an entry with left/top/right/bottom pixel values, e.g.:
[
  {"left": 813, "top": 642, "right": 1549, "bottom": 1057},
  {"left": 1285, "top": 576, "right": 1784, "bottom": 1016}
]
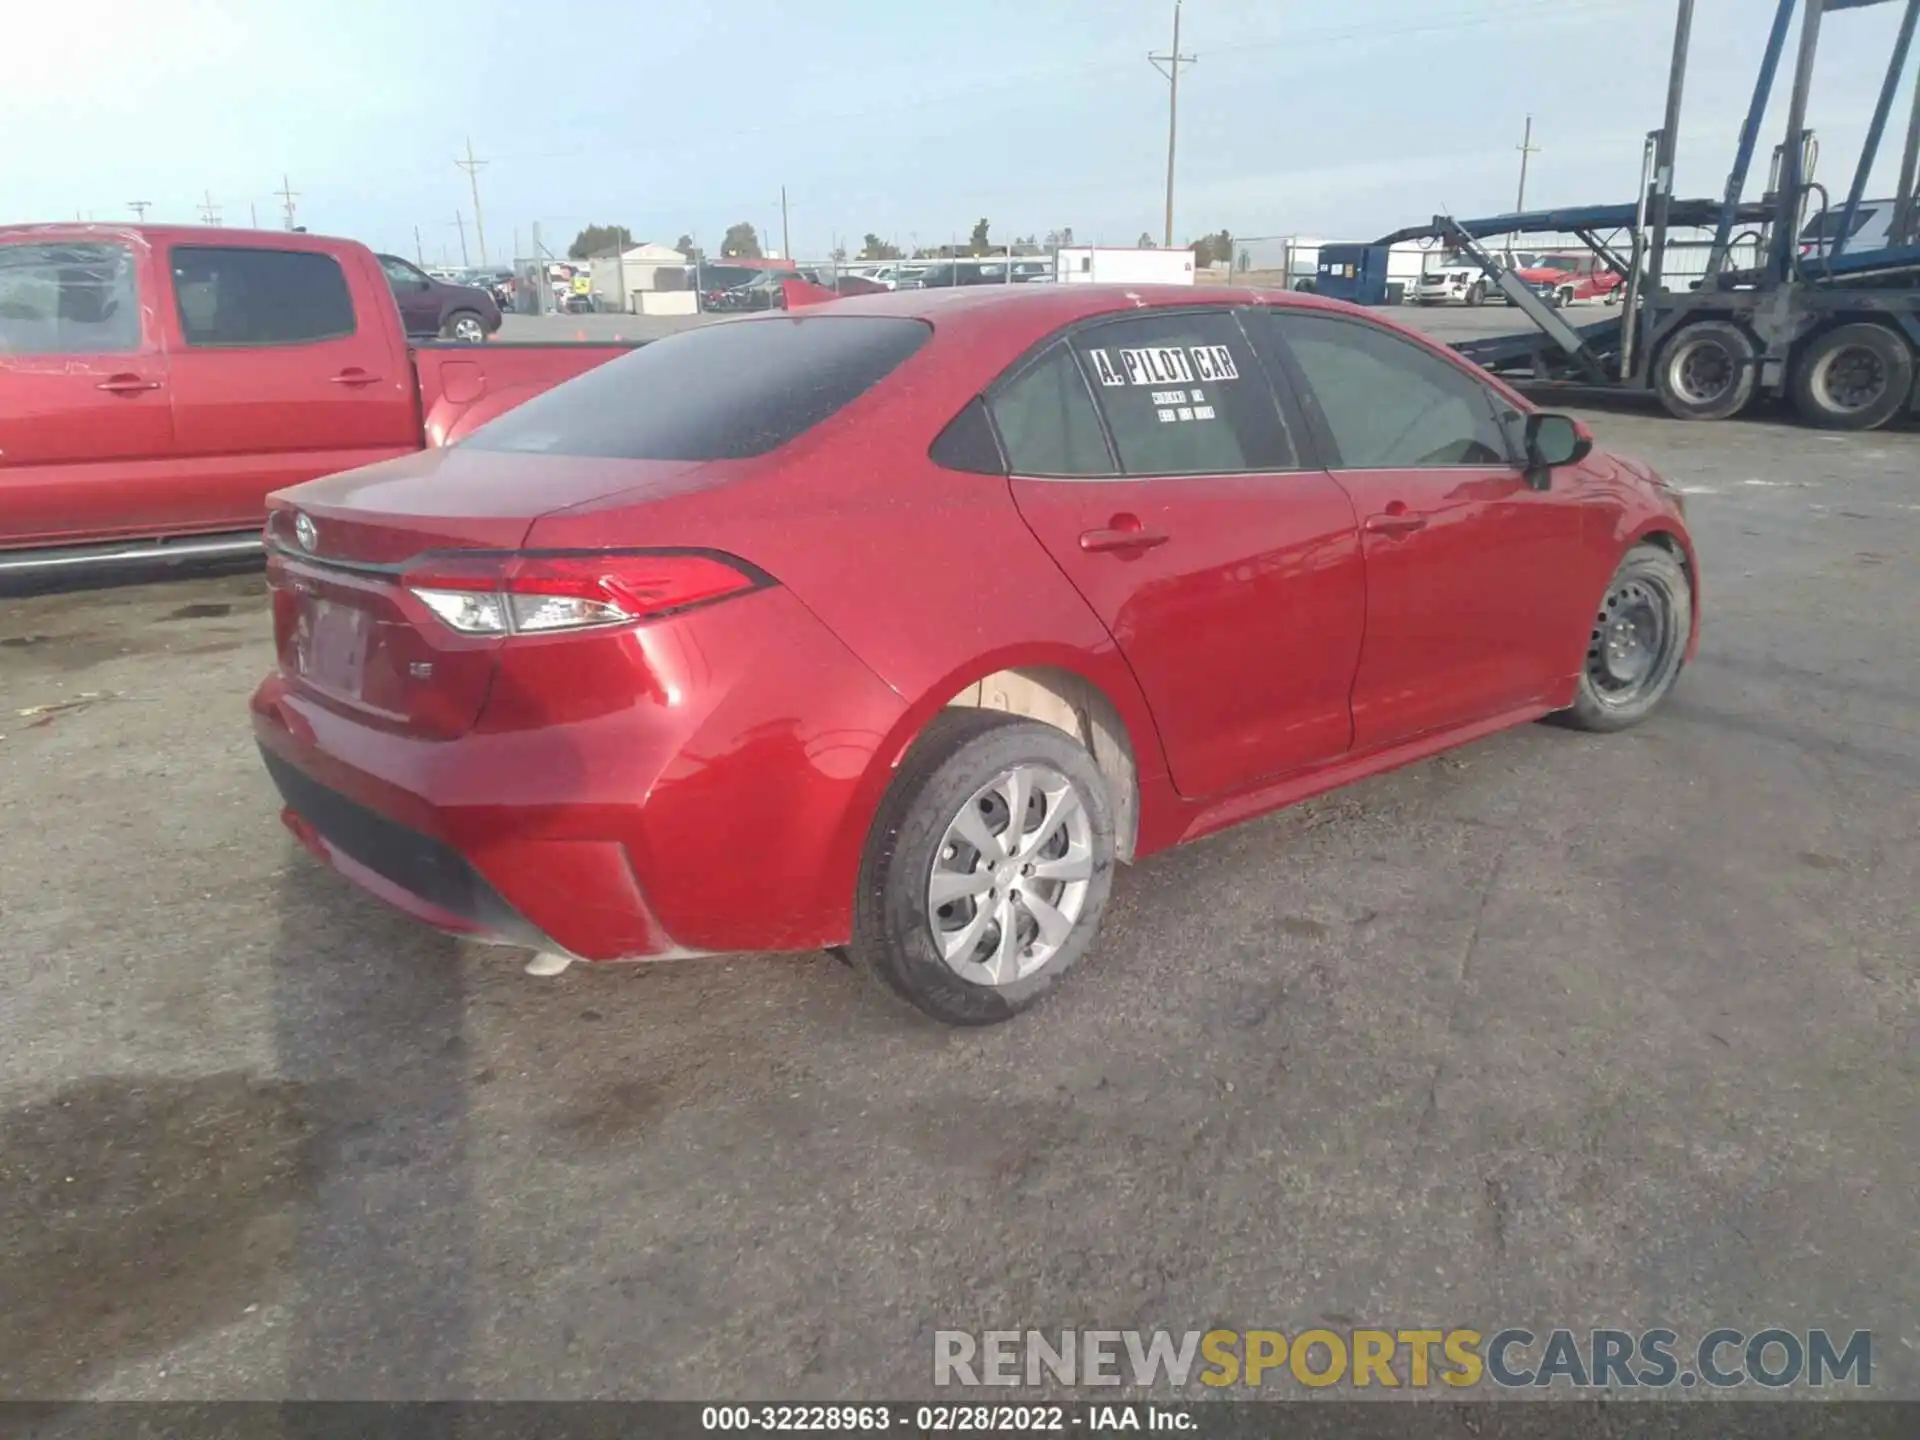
[{"left": 0, "top": 224, "right": 637, "bottom": 578}]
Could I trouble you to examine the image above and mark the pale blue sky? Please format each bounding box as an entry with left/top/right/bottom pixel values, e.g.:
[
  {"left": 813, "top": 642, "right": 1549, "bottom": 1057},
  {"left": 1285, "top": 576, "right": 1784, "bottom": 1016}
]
[{"left": 6, "top": 0, "right": 1913, "bottom": 264}]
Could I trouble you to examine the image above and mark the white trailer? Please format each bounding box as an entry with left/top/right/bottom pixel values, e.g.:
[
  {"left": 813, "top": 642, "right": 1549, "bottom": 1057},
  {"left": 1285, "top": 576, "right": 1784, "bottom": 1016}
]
[{"left": 1054, "top": 247, "right": 1196, "bottom": 286}]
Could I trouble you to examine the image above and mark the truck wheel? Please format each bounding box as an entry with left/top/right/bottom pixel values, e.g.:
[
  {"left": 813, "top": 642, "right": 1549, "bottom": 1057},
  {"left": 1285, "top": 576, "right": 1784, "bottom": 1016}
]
[
  {"left": 1789, "top": 323, "right": 1914, "bottom": 432},
  {"left": 1557, "top": 286, "right": 1576, "bottom": 309},
  {"left": 443, "top": 310, "right": 488, "bottom": 344},
  {"left": 1550, "top": 543, "right": 1691, "bottom": 733},
  {"left": 1466, "top": 282, "right": 1486, "bottom": 308},
  {"left": 1653, "top": 319, "right": 1756, "bottom": 421},
  {"left": 848, "top": 709, "right": 1116, "bottom": 1026}
]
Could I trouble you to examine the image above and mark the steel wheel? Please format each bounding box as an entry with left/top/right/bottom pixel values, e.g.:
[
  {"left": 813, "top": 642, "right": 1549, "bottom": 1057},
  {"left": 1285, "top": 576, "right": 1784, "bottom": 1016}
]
[
  {"left": 927, "top": 763, "right": 1094, "bottom": 988},
  {"left": 1811, "top": 343, "right": 1890, "bottom": 416},
  {"left": 1670, "top": 337, "right": 1736, "bottom": 408},
  {"left": 1585, "top": 572, "right": 1679, "bottom": 711}
]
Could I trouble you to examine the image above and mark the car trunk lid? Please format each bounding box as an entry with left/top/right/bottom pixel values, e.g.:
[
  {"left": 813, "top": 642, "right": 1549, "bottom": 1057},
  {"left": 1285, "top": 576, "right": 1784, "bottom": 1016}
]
[{"left": 266, "top": 447, "right": 712, "bottom": 738}]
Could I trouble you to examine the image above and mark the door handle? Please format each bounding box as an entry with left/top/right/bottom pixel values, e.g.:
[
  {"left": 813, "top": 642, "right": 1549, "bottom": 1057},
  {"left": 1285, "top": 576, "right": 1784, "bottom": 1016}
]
[
  {"left": 1079, "top": 515, "right": 1169, "bottom": 554},
  {"left": 95, "top": 374, "right": 162, "bottom": 395},
  {"left": 329, "top": 369, "right": 382, "bottom": 386},
  {"left": 1364, "top": 512, "right": 1428, "bottom": 537}
]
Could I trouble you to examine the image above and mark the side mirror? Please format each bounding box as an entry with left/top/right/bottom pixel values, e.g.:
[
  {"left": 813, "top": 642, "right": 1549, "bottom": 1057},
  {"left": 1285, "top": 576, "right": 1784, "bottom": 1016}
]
[{"left": 1523, "top": 412, "right": 1593, "bottom": 489}]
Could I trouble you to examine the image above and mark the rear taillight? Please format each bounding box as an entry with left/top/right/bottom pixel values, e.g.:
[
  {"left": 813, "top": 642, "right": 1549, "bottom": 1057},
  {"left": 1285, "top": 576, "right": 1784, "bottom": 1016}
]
[{"left": 403, "top": 550, "right": 768, "bottom": 636}]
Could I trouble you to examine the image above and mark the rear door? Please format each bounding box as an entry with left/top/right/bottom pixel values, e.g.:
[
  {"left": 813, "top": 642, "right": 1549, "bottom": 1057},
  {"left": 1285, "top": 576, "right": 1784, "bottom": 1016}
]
[
  {"left": 0, "top": 236, "right": 177, "bottom": 547},
  {"left": 998, "top": 308, "right": 1366, "bottom": 801},
  {"left": 161, "top": 242, "right": 420, "bottom": 531},
  {"left": 1262, "top": 308, "right": 1591, "bottom": 749}
]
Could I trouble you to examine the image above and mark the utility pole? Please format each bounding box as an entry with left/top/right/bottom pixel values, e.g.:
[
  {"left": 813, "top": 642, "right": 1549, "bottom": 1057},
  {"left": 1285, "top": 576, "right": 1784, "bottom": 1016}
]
[
  {"left": 1148, "top": 0, "right": 1198, "bottom": 249},
  {"left": 250, "top": 202, "right": 259, "bottom": 229},
  {"left": 456, "top": 138, "right": 489, "bottom": 266},
  {"left": 781, "top": 186, "right": 791, "bottom": 262},
  {"left": 1514, "top": 114, "right": 1541, "bottom": 213},
  {"left": 453, "top": 211, "right": 470, "bottom": 268},
  {"left": 198, "top": 191, "right": 221, "bottom": 226},
  {"left": 127, "top": 200, "right": 151, "bottom": 221},
  {"left": 415, "top": 226, "right": 425, "bottom": 264},
  {"left": 277, "top": 174, "right": 299, "bottom": 230}
]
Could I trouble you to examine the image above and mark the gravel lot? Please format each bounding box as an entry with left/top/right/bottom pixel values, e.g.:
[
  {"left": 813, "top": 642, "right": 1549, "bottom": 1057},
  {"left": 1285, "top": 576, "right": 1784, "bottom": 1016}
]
[{"left": 2, "top": 366, "right": 1916, "bottom": 1402}]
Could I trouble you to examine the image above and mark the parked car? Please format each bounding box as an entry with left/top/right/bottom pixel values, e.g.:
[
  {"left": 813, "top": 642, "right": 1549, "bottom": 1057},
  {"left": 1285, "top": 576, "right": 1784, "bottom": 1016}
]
[
  {"left": 375, "top": 253, "right": 503, "bottom": 341},
  {"left": 251, "top": 285, "right": 1699, "bottom": 1025},
  {"left": 0, "top": 225, "right": 636, "bottom": 575},
  {"left": 1797, "top": 196, "right": 1897, "bottom": 260},
  {"left": 1410, "top": 258, "right": 1487, "bottom": 306},
  {"left": 709, "top": 270, "right": 805, "bottom": 311},
  {"left": 1509, "top": 253, "right": 1625, "bottom": 307}
]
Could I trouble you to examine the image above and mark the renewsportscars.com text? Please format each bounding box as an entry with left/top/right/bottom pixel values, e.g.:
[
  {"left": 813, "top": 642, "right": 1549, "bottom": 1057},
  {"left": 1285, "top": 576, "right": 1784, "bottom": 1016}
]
[{"left": 933, "top": 1327, "right": 1872, "bottom": 1390}]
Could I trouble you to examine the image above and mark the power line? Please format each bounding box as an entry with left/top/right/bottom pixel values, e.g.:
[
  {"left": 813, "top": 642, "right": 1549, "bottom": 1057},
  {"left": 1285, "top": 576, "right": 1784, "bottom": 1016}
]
[
  {"left": 1148, "top": 0, "right": 1198, "bottom": 249},
  {"left": 456, "top": 138, "right": 489, "bottom": 267},
  {"left": 127, "top": 200, "right": 151, "bottom": 222}
]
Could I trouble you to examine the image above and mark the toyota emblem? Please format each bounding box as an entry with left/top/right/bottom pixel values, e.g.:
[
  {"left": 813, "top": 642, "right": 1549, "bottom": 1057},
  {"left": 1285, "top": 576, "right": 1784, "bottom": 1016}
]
[{"left": 293, "top": 512, "right": 318, "bottom": 553}]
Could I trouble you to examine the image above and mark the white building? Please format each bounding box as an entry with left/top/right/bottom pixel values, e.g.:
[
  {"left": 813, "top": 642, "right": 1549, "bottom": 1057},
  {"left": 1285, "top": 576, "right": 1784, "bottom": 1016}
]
[{"left": 591, "top": 242, "right": 699, "bottom": 315}]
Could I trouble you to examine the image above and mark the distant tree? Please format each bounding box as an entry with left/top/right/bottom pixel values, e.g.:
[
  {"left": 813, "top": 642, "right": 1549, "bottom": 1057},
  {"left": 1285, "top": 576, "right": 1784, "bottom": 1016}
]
[
  {"left": 1190, "top": 229, "right": 1234, "bottom": 267},
  {"left": 968, "top": 217, "right": 992, "bottom": 255},
  {"left": 1137, "top": 232, "right": 1157, "bottom": 248},
  {"left": 860, "top": 233, "right": 903, "bottom": 260},
  {"left": 721, "top": 222, "right": 763, "bottom": 259},
  {"left": 568, "top": 224, "right": 633, "bottom": 260},
  {"left": 674, "top": 232, "right": 698, "bottom": 256}
]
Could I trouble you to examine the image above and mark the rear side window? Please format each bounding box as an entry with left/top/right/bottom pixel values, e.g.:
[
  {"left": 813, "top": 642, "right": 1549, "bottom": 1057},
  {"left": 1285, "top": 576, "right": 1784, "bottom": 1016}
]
[
  {"left": 465, "top": 315, "right": 930, "bottom": 460},
  {"left": 1074, "top": 311, "right": 1293, "bottom": 474},
  {"left": 171, "top": 246, "right": 356, "bottom": 347},
  {"left": 987, "top": 343, "right": 1113, "bottom": 477},
  {"left": 0, "top": 242, "right": 141, "bottom": 355},
  {"left": 1273, "top": 311, "right": 1512, "bottom": 469}
]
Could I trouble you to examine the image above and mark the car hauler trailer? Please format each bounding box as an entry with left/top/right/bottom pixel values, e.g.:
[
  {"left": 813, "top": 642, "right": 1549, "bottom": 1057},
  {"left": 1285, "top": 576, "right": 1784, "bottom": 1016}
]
[{"left": 1384, "top": 0, "right": 1920, "bottom": 430}]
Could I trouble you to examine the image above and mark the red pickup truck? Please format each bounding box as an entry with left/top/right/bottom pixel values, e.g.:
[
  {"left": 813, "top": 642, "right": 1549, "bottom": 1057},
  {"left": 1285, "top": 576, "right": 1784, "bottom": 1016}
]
[{"left": 0, "top": 224, "right": 635, "bottom": 577}]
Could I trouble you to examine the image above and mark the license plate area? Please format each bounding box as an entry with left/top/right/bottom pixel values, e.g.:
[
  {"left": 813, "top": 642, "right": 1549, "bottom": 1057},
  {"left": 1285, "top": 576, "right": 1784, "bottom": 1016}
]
[{"left": 296, "top": 597, "right": 373, "bottom": 700}]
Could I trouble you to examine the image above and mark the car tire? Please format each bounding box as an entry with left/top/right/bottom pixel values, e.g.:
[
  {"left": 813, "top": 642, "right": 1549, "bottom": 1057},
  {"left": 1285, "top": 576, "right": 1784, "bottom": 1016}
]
[
  {"left": 443, "top": 309, "right": 488, "bottom": 344},
  {"left": 1557, "top": 286, "right": 1576, "bottom": 309},
  {"left": 1466, "top": 282, "right": 1486, "bottom": 307},
  {"left": 1652, "top": 319, "right": 1757, "bottom": 421},
  {"left": 1550, "top": 544, "right": 1691, "bottom": 733},
  {"left": 1788, "top": 322, "right": 1915, "bottom": 432},
  {"left": 848, "top": 709, "right": 1116, "bottom": 1026}
]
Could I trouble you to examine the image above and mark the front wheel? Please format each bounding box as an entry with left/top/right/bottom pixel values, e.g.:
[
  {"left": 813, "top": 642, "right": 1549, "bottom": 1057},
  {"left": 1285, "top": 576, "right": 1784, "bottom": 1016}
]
[
  {"left": 1466, "top": 281, "right": 1486, "bottom": 308},
  {"left": 443, "top": 309, "right": 488, "bottom": 344},
  {"left": 1551, "top": 544, "right": 1691, "bottom": 733},
  {"left": 849, "top": 710, "right": 1116, "bottom": 1025},
  {"left": 1789, "top": 323, "right": 1914, "bottom": 432}
]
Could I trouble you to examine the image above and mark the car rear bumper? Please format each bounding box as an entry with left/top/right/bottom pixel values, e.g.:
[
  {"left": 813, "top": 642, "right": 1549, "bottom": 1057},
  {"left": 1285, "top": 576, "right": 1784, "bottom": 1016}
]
[{"left": 250, "top": 585, "right": 909, "bottom": 962}]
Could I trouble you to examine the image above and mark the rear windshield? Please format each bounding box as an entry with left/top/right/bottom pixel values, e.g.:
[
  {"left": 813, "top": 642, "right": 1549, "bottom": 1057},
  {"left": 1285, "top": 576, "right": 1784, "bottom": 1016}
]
[{"left": 463, "top": 315, "right": 931, "bottom": 460}]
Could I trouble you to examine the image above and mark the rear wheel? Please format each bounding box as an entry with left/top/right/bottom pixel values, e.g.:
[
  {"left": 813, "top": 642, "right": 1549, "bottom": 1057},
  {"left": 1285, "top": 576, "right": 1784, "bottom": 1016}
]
[
  {"left": 1653, "top": 319, "right": 1756, "bottom": 421},
  {"left": 443, "top": 309, "right": 488, "bottom": 344},
  {"left": 1789, "top": 323, "right": 1914, "bottom": 432},
  {"left": 1466, "top": 281, "right": 1486, "bottom": 308},
  {"left": 1551, "top": 544, "right": 1691, "bottom": 733},
  {"left": 849, "top": 710, "right": 1115, "bottom": 1026}
]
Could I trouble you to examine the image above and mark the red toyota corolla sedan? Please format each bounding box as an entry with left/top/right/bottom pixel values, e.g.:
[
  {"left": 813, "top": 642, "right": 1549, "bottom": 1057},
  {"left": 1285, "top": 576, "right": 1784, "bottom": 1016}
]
[{"left": 251, "top": 285, "right": 1699, "bottom": 1024}]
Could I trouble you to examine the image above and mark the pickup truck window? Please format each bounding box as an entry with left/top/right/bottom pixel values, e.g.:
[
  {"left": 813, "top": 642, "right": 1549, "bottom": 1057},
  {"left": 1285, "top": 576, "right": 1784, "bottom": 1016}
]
[
  {"left": 171, "top": 246, "right": 356, "bottom": 347},
  {"left": 465, "top": 315, "right": 931, "bottom": 461},
  {"left": 0, "top": 242, "right": 140, "bottom": 355}
]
